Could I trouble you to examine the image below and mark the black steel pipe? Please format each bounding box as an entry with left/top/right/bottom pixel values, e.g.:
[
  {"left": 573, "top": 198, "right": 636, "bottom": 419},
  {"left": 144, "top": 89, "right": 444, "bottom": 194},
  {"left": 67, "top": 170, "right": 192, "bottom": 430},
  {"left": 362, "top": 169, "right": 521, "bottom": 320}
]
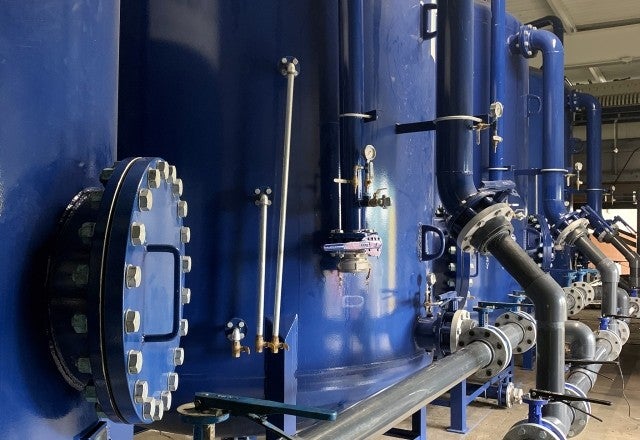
[
  {"left": 604, "top": 233, "right": 640, "bottom": 289},
  {"left": 526, "top": 15, "right": 565, "bottom": 44}
]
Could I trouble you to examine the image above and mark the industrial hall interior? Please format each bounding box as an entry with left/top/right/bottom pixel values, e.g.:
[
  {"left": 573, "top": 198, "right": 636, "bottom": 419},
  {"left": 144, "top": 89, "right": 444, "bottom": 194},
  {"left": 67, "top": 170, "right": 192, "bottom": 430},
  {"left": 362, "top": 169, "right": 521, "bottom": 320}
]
[{"left": 3, "top": 0, "right": 640, "bottom": 439}]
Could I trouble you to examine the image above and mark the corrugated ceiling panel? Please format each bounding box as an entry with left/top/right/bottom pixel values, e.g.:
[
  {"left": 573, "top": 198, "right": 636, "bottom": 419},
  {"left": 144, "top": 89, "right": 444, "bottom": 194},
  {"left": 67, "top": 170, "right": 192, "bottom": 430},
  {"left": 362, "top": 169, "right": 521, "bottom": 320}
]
[
  {"left": 505, "top": 0, "right": 553, "bottom": 24},
  {"left": 563, "top": 0, "right": 640, "bottom": 27}
]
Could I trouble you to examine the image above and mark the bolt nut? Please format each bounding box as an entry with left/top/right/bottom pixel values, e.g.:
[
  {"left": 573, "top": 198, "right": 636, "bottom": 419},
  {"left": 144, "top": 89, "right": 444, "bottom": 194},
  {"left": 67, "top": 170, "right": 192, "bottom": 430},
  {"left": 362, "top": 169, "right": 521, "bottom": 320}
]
[
  {"left": 180, "top": 226, "right": 191, "bottom": 243},
  {"left": 153, "top": 398, "right": 164, "bottom": 421},
  {"left": 124, "top": 309, "right": 141, "bottom": 333},
  {"left": 131, "top": 222, "right": 146, "bottom": 245},
  {"left": 78, "top": 222, "right": 95, "bottom": 244},
  {"left": 167, "top": 372, "right": 179, "bottom": 391},
  {"left": 181, "top": 287, "right": 191, "bottom": 304},
  {"left": 127, "top": 350, "right": 143, "bottom": 374},
  {"left": 71, "top": 313, "right": 88, "bottom": 334},
  {"left": 125, "top": 265, "right": 142, "bottom": 288},
  {"left": 139, "top": 188, "right": 153, "bottom": 211},
  {"left": 142, "top": 398, "right": 158, "bottom": 421},
  {"left": 72, "top": 264, "right": 90, "bottom": 287},
  {"left": 156, "top": 161, "right": 169, "bottom": 180},
  {"left": 167, "top": 165, "right": 177, "bottom": 184},
  {"left": 83, "top": 386, "right": 98, "bottom": 403},
  {"left": 173, "top": 347, "right": 185, "bottom": 366},
  {"left": 100, "top": 167, "right": 114, "bottom": 184},
  {"left": 76, "top": 357, "right": 92, "bottom": 374},
  {"left": 161, "top": 391, "right": 172, "bottom": 411},
  {"left": 171, "top": 178, "right": 184, "bottom": 197},
  {"left": 134, "top": 380, "right": 148, "bottom": 403},
  {"left": 448, "top": 263, "right": 456, "bottom": 272},
  {"left": 177, "top": 200, "right": 188, "bottom": 218},
  {"left": 182, "top": 256, "right": 192, "bottom": 273},
  {"left": 179, "top": 319, "right": 189, "bottom": 336},
  {"left": 148, "top": 168, "right": 162, "bottom": 188},
  {"left": 448, "top": 246, "right": 457, "bottom": 255}
]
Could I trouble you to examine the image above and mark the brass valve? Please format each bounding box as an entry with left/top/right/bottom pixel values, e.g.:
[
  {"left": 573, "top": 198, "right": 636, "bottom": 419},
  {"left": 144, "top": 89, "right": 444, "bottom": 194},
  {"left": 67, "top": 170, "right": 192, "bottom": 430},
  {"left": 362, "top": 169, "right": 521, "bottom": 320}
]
[{"left": 225, "top": 319, "right": 251, "bottom": 358}]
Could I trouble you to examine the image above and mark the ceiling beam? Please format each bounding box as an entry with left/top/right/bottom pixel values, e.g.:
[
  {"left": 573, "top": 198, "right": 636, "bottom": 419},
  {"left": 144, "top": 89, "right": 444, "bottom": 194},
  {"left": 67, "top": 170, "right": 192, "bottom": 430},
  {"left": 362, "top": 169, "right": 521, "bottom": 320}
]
[
  {"left": 544, "top": 0, "right": 577, "bottom": 33},
  {"left": 563, "top": 23, "right": 640, "bottom": 69},
  {"left": 588, "top": 66, "right": 607, "bottom": 83}
]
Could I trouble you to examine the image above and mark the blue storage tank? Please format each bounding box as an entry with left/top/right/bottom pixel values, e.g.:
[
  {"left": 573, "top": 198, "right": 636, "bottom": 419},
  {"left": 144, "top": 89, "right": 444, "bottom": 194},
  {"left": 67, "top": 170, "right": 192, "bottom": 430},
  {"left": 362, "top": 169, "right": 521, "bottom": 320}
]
[
  {"left": 0, "top": 1, "right": 130, "bottom": 438},
  {"left": 118, "top": 1, "right": 438, "bottom": 432}
]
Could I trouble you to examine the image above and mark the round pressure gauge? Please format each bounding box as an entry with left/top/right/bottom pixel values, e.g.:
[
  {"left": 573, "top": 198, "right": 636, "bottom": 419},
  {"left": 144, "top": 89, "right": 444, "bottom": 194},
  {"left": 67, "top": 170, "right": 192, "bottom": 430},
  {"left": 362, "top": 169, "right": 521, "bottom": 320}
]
[{"left": 363, "top": 145, "right": 377, "bottom": 161}]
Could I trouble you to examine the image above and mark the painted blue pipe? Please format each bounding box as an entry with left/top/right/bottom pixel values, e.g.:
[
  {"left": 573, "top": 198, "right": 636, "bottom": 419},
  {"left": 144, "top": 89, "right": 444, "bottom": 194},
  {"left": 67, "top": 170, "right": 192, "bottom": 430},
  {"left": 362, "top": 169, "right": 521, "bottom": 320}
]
[
  {"left": 339, "top": 0, "right": 364, "bottom": 231},
  {"left": 436, "top": 0, "right": 477, "bottom": 212},
  {"left": 528, "top": 29, "right": 567, "bottom": 226},
  {"left": 489, "top": 0, "right": 506, "bottom": 180},
  {"left": 571, "top": 92, "right": 603, "bottom": 214}
]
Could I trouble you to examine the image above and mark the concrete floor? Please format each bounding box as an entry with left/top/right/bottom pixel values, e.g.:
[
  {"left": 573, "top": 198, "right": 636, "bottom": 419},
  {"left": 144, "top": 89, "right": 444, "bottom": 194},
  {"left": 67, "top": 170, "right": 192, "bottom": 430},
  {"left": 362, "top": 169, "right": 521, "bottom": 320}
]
[{"left": 138, "top": 310, "right": 640, "bottom": 440}]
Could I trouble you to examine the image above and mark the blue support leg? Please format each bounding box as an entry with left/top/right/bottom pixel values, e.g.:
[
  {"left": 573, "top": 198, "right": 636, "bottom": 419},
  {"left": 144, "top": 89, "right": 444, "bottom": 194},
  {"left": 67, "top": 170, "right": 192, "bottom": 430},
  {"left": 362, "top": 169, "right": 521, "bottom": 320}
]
[
  {"left": 264, "top": 315, "right": 299, "bottom": 440},
  {"left": 447, "top": 380, "right": 468, "bottom": 433},
  {"left": 383, "top": 406, "right": 427, "bottom": 440}
]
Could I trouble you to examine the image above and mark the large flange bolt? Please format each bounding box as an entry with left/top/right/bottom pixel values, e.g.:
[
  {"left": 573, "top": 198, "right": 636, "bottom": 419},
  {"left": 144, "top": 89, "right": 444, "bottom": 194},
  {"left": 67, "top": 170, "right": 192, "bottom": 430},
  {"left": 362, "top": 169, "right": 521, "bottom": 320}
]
[
  {"left": 457, "top": 325, "right": 512, "bottom": 380},
  {"left": 47, "top": 157, "right": 190, "bottom": 424},
  {"left": 494, "top": 311, "right": 536, "bottom": 355}
]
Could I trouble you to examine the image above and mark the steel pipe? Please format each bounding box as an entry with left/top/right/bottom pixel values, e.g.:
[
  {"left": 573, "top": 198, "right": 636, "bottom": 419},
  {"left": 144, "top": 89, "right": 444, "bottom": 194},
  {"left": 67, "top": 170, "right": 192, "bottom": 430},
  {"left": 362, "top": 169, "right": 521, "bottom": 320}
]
[
  {"left": 565, "top": 321, "right": 595, "bottom": 360},
  {"left": 573, "top": 235, "right": 619, "bottom": 317},
  {"left": 489, "top": 0, "right": 506, "bottom": 180},
  {"left": 295, "top": 322, "right": 525, "bottom": 440},
  {"left": 255, "top": 192, "right": 270, "bottom": 351}
]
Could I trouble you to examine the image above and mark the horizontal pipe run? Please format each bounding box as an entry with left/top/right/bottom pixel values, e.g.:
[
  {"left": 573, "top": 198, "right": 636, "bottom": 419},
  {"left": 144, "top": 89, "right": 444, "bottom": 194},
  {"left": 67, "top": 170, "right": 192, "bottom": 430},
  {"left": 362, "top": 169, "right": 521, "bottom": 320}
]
[{"left": 295, "top": 323, "right": 525, "bottom": 440}]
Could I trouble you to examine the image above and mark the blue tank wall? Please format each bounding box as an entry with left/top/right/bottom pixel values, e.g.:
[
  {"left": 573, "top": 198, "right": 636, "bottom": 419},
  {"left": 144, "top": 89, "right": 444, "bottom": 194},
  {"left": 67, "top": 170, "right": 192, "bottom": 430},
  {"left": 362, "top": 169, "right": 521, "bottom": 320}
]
[
  {"left": 117, "top": 0, "right": 437, "bottom": 420},
  {"left": 0, "top": 1, "right": 128, "bottom": 439}
]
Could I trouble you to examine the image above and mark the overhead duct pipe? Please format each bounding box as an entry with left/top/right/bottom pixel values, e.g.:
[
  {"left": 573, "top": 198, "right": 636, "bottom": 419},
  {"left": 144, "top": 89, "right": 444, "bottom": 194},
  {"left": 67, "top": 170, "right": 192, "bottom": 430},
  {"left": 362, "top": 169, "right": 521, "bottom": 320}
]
[
  {"left": 509, "top": 27, "right": 619, "bottom": 322},
  {"left": 295, "top": 322, "right": 527, "bottom": 440},
  {"left": 436, "top": 0, "right": 568, "bottom": 430}
]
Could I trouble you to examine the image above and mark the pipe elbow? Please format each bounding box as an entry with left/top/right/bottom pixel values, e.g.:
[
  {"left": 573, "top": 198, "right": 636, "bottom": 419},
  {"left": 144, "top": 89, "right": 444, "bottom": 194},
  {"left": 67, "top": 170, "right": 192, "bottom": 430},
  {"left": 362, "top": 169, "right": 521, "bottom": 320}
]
[
  {"left": 565, "top": 321, "right": 596, "bottom": 360},
  {"left": 525, "top": 273, "right": 567, "bottom": 322},
  {"left": 530, "top": 29, "right": 564, "bottom": 56},
  {"left": 572, "top": 91, "right": 602, "bottom": 113},
  {"left": 596, "top": 257, "right": 620, "bottom": 283}
]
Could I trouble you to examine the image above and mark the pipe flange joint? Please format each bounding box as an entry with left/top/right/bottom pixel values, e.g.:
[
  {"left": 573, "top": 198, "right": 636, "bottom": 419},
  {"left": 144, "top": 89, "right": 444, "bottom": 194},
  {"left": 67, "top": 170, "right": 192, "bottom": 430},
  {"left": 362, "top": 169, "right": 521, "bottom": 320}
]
[
  {"left": 570, "top": 281, "right": 595, "bottom": 303},
  {"left": 594, "top": 329, "right": 622, "bottom": 360},
  {"left": 503, "top": 421, "right": 563, "bottom": 440},
  {"left": 449, "top": 309, "right": 476, "bottom": 353},
  {"left": 457, "top": 203, "right": 514, "bottom": 253},
  {"left": 554, "top": 218, "right": 589, "bottom": 250},
  {"left": 564, "top": 383, "right": 590, "bottom": 438},
  {"left": 614, "top": 319, "right": 630, "bottom": 345},
  {"left": 509, "top": 25, "right": 538, "bottom": 59},
  {"left": 494, "top": 311, "right": 536, "bottom": 355},
  {"left": 564, "top": 286, "right": 586, "bottom": 317},
  {"left": 628, "top": 297, "right": 640, "bottom": 318},
  {"left": 458, "top": 325, "right": 512, "bottom": 379}
]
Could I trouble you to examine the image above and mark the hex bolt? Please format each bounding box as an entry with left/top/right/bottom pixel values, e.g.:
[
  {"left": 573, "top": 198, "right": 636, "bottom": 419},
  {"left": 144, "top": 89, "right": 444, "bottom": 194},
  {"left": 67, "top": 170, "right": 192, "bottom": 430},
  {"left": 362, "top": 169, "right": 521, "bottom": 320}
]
[
  {"left": 83, "top": 386, "right": 98, "bottom": 403},
  {"left": 100, "top": 167, "right": 114, "bottom": 184},
  {"left": 181, "top": 287, "right": 191, "bottom": 304},
  {"left": 125, "top": 265, "right": 142, "bottom": 288},
  {"left": 124, "top": 309, "right": 141, "bottom": 333},
  {"left": 180, "top": 226, "right": 191, "bottom": 244},
  {"left": 95, "top": 403, "right": 108, "bottom": 419},
  {"left": 76, "top": 357, "right": 91, "bottom": 374},
  {"left": 139, "top": 188, "right": 153, "bottom": 211},
  {"left": 177, "top": 200, "right": 188, "bottom": 218},
  {"left": 161, "top": 391, "right": 172, "bottom": 411},
  {"left": 78, "top": 222, "right": 95, "bottom": 244},
  {"left": 171, "top": 178, "right": 184, "bottom": 197},
  {"left": 127, "top": 350, "right": 143, "bottom": 374},
  {"left": 130, "top": 222, "right": 146, "bottom": 246},
  {"left": 167, "top": 165, "right": 177, "bottom": 184},
  {"left": 167, "top": 372, "right": 179, "bottom": 391},
  {"left": 448, "top": 246, "right": 457, "bottom": 255},
  {"left": 182, "top": 256, "right": 192, "bottom": 273},
  {"left": 179, "top": 319, "right": 189, "bottom": 336},
  {"left": 173, "top": 347, "right": 185, "bottom": 366},
  {"left": 148, "top": 168, "right": 162, "bottom": 189},
  {"left": 142, "top": 398, "right": 157, "bottom": 421},
  {"left": 71, "top": 313, "right": 88, "bottom": 334},
  {"left": 156, "top": 160, "right": 169, "bottom": 180},
  {"left": 448, "top": 263, "right": 456, "bottom": 272},
  {"left": 72, "top": 264, "right": 90, "bottom": 287},
  {"left": 152, "top": 398, "right": 164, "bottom": 421},
  {"left": 134, "top": 380, "right": 148, "bottom": 403}
]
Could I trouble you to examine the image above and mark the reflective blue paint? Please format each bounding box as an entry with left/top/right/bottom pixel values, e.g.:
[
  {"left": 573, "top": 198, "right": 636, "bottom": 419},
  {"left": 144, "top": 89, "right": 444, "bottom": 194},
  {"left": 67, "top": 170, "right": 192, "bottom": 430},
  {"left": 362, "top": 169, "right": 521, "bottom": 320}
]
[
  {"left": 0, "top": 1, "right": 124, "bottom": 438},
  {"left": 117, "top": 1, "right": 437, "bottom": 427},
  {"left": 490, "top": 0, "right": 506, "bottom": 180}
]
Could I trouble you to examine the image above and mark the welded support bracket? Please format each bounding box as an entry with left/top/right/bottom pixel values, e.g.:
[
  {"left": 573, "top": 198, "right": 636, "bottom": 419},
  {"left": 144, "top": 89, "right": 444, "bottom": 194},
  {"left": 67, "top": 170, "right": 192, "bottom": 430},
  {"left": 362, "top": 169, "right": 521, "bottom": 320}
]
[
  {"left": 265, "top": 315, "right": 299, "bottom": 440},
  {"left": 384, "top": 407, "right": 427, "bottom": 440}
]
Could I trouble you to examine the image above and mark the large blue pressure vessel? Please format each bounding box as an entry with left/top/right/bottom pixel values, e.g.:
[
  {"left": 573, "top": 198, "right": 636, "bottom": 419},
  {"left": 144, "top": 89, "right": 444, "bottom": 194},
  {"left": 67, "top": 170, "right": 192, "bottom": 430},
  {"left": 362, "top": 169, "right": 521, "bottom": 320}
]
[
  {"left": 0, "top": 1, "right": 125, "bottom": 439},
  {"left": 118, "top": 0, "right": 437, "bottom": 432}
]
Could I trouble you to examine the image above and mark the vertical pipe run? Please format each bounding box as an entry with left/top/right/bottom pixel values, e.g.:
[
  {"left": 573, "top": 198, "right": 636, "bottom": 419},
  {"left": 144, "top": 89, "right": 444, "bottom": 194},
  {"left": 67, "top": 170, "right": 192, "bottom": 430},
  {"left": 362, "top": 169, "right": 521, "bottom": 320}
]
[
  {"left": 338, "top": 0, "right": 364, "bottom": 232},
  {"left": 489, "top": 0, "right": 505, "bottom": 180},
  {"left": 272, "top": 60, "right": 298, "bottom": 349},
  {"left": 255, "top": 192, "right": 270, "bottom": 352}
]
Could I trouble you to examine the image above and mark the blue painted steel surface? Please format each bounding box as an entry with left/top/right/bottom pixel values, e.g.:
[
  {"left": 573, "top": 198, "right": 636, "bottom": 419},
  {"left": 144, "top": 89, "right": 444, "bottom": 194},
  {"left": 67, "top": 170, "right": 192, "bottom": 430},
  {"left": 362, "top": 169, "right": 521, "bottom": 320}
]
[
  {"left": 118, "top": 1, "right": 436, "bottom": 431},
  {"left": 490, "top": 0, "right": 507, "bottom": 180},
  {"left": 0, "top": 1, "right": 129, "bottom": 438}
]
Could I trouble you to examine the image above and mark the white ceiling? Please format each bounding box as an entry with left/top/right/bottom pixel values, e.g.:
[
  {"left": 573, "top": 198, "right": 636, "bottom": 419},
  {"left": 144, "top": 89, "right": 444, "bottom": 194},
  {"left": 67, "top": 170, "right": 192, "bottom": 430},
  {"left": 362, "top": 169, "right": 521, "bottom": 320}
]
[{"left": 505, "top": 0, "right": 640, "bottom": 84}]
